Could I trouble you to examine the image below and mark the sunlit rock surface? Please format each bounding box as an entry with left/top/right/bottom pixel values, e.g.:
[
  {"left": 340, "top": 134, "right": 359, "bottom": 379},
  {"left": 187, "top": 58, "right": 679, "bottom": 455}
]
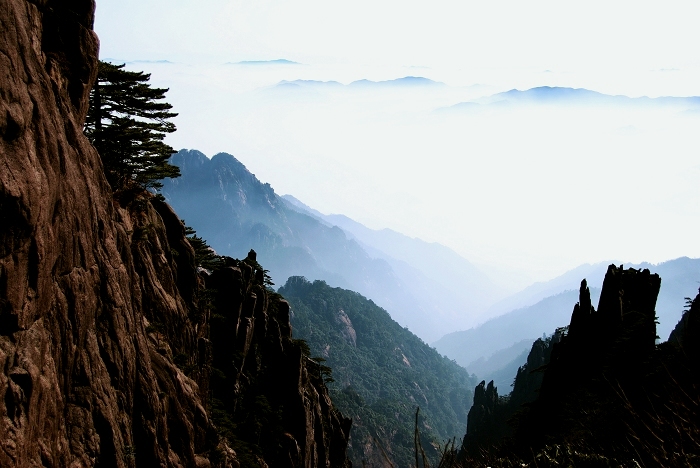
[{"left": 0, "top": 2, "right": 350, "bottom": 466}]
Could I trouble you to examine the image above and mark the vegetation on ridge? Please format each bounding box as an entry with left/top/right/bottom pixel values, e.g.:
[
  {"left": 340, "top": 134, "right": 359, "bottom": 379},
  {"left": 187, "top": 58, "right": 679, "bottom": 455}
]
[
  {"left": 279, "top": 276, "right": 476, "bottom": 467},
  {"left": 85, "top": 61, "right": 180, "bottom": 190}
]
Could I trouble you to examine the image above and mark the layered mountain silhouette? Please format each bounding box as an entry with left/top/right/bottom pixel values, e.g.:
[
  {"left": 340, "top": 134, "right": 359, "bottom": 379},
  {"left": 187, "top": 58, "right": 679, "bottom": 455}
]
[
  {"left": 283, "top": 195, "right": 501, "bottom": 327},
  {"left": 434, "top": 257, "right": 700, "bottom": 384},
  {"left": 160, "top": 149, "right": 496, "bottom": 341},
  {"left": 273, "top": 76, "right": 444, "bottom": 91},
  {"left": 460, "top": 265, "right": 700, "bottom": 465},
  {"left": 441, "top": 86, "right": 700, "bottom": 111},
  {"left": 231, "top": 58, "right": 301, "bottom": 65}
]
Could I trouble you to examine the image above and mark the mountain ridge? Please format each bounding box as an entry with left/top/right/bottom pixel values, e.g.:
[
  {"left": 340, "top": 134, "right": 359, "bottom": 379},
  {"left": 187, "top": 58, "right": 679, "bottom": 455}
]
[
  {"left": 273, "top": 76, "right": 445, "bottom": 90},
  {"left": 282, "top": 194, "right": 501, "bottom": 326},
  {"left": 434, "top": 257, "right": 700, "bottom": 386},
  {"left": 440, "top": 86, "right": 700, "bottom": 111},
  {"left": 460, "top": 265, "right": 700, "bottom": 465},
  {"left": 232, "top": 59, "right": 301, "bottom": 65},
  {"left": 162, "top": 149, "right": 493, "bottom": 341},
  {"left": 281, "top": 276, "right": 476, "bottom": 467}
]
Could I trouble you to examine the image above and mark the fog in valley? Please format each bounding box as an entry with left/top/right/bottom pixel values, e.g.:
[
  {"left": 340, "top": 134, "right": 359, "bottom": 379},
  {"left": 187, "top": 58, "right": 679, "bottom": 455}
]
[
  {"left": 101, "top": 59, "right": 700, "bottom": 292},
  {"left": 96, "top": 0, "right": 700, "bottom": 370},
  {"left": 6, "top": 1, "right": 700, "bottom": 465}
]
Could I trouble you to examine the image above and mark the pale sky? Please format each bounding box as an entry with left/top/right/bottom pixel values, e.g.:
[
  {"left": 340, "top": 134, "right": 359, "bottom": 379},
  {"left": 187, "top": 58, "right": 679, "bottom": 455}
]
[{"left": 95, "top": 1, "right": 700, "bottom": 289}]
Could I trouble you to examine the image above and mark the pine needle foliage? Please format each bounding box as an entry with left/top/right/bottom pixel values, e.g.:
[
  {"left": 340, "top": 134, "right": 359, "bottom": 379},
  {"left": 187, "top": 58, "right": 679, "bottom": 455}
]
[
  {"left": 183, "top": 223, "right": 223, "bottom": 271},
  {"left": 85, "top": 61, "right": 180, "bottom": 190}
]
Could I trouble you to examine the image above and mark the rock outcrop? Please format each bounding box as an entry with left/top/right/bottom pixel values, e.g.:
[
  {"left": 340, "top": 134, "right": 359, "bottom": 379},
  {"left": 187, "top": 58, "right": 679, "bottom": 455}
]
[
  {"left": 668, "top": 287, "right": 700, "bottom": 363},
  {"left": 518, "top": 265, "right": 661, "bottom": 451},
  {"left": 461, "top": 265, "right": 700, "bottom": 465},
  {"left": 0, "top": 1, "right": 350, "bottom": 467},
  {"left": 207, "top": 254, "right": 352, "bottom": 466},
  {"left": 463, "top": 380, "right": 502, "bottom": 452},
  {"left": 461, "top": 328, "right": 564, "bottom": 454}
]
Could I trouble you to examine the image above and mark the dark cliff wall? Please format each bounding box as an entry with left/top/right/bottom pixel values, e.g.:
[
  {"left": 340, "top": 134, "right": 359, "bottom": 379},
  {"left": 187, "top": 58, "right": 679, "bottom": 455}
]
[
  {"left": 462, "top": 329, "right": 563, "bottom": 455},
  {"left": 461, "top": 265, "right": 700, "bottom": 465},
  {"left": 206, "top": 256, "right": 352, "bottom": 467},
  {"left": 0, "top": 1, "right": 350, "bottom": 467}
]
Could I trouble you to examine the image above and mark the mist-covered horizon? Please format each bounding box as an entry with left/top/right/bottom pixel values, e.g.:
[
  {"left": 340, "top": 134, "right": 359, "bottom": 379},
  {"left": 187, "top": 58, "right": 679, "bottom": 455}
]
[{"left": 95, "top": 0, "right": 700, "bottom": 289}]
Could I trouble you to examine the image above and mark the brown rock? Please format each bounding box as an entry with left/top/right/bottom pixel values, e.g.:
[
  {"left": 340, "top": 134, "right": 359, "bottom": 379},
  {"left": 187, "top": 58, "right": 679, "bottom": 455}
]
[
  {"left": 0, "top": 1, "right": 222, "bottom": 466},
  {"left": 0, "top": 1, "right": 351, "bottom": 467}
]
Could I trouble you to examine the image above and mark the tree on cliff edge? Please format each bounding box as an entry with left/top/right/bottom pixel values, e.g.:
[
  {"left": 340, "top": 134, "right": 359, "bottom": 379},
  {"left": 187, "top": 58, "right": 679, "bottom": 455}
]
[{"left": 84, "top": 61, "right": 180, "bottom": 190}]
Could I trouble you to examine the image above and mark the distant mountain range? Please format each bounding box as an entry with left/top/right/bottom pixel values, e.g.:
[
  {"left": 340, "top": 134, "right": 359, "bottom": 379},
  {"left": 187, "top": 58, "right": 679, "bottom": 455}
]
[
  {"left": 160, "top": 149, "right": 498, "bottom": 342},
  {"left": 273, "top": 76, "right": 444, "bottom": 90},
  {"left": 265, "top": 80, "right": 700, "bottom": 114},
  {"left": 230, "top": 58, "right": 301, "bottom": 65},
  {"left": 349, "top": 76, "right": 444, "bottom": 88},
  {"left": 484, "top": 261, "right": 613, "bottom": 318},
  {"left": 283, "top": 195, "right": 501, "bottom": 327},
  {"left": 275, "top": 79, "right": 344, "bottom": 90},
  {"left": 160, "top": 149, "right": 700, "bottom": 387},
  {"left": 440, "top": 86, "right": 700, "bottom": 111}
]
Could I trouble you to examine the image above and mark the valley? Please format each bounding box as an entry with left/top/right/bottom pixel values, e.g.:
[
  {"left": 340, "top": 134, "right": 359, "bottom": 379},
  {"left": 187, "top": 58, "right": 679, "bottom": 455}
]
[{"left": 3, "top": 1, "right": 700, "bottom": 466}]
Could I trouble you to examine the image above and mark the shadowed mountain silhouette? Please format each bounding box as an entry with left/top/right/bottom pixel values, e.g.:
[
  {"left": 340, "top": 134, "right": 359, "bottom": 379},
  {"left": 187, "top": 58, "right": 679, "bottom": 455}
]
[
  {"left": 160, "top": 149, "right": 494, "bottom": 341},
  {"left": 460, "top": 265, "right": 700, "bottom": 466}
]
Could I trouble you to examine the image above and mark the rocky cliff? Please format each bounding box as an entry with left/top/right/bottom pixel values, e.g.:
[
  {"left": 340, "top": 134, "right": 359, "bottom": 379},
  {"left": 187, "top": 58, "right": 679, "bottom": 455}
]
[
  {"left": 0, "top": 1, "right": 350, "bottom": 466},
  {"left": 461, "top": 265, "right": 700, "bottom": 465},
  {"left": 461, "top": 328, "right": 564, "bottom": 455},
  {"left": 206, "top": 253, "right": 352, "bottom": 466}
]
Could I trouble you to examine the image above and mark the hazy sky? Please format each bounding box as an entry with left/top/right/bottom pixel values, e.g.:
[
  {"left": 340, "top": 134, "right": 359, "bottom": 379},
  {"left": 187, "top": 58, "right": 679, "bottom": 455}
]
[{"left": 95, "top": 1, "right": 700, "bottom": 289}]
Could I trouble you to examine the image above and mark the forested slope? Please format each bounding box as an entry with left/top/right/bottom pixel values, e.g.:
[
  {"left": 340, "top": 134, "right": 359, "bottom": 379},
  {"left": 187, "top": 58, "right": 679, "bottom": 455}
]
[{"left": 280, "top": 277, "right": 476, "bottom": 467}]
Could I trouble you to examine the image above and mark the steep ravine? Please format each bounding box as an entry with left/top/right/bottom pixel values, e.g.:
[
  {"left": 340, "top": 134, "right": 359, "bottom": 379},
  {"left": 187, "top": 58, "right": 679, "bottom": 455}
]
[{"left": 0, "top": 1, "right": 350, "bottom": 466}]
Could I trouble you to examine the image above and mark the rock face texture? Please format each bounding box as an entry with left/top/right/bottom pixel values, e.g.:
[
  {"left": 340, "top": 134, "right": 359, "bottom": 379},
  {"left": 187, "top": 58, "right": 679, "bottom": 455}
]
[
  {"left": 0, "top": 1, "right": 350, "bottom": 467},
  {"left": 206, "top": 254, "right": 352, "bottom": 467},
  {"left": 0, "top": 2, "right": 217, "bottom": 465}
]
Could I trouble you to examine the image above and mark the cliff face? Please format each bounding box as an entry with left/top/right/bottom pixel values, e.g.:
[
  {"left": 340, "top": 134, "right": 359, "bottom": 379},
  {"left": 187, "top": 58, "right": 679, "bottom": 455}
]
[
  {"left": 461, "top": 265, "right": 700, "bottom": 465},
  {"left": 461, "top": 329, "right": 564, "bottom": 454},
  {"left": 0, "top": 1, "right": 350, "bottom": 467},
  {"left": 0, "top": 2, "right": 216, "bottom": 465},
  {"left": 206, "top": 255, "right": 352, "bottom": 466}
]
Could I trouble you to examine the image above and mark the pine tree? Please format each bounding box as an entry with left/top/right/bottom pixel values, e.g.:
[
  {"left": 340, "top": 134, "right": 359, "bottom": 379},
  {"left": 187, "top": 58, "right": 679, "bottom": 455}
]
[
  {"left": 183, "top": 223, "right": 224, "bottom": 271},
  {"left": 85, "top": 61, "right": 180, "bottom": 190}
]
